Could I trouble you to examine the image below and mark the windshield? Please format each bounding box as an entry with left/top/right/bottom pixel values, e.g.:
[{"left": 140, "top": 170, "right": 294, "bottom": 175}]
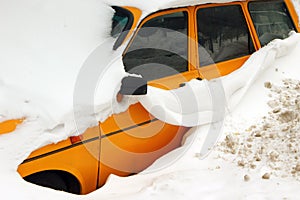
[
  {"left": 111, "top": 7, "right": 133, "bottom": 49},
  {"left": 111, "top": 8, "right": 129, "bottom": 38}
]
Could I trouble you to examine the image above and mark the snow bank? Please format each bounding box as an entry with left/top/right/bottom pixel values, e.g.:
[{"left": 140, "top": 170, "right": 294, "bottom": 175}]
[
  {"left": 89, "top": 32, "right": 300, "bottom": 200},
  {"left": 1, "top": 0, "right": 298, "bottom": 154},
  {"left": 0, "top": 0, "right": 113, "bottom": 125},
  {"left": 140, "top": 32, "right": 300, "bottom": 126},
  {"left": 1, "top": 31, "right": 297, "bottom": 200},
  {"left": 0, "top": 0, "right": 245, "bottom": 133}
]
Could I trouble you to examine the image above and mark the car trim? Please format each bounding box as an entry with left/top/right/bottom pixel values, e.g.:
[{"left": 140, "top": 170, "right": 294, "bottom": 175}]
[
  {"left": 102, "top": 118, "right": 158, "bottom": 138},
  {"left": 21, "top": 118, "right": 159, "bottom": 164}
]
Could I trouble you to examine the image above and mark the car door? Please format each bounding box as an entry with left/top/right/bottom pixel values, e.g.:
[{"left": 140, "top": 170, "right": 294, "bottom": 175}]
[{"left": 98, "top": 7, "right": 197, "bottom": 187}]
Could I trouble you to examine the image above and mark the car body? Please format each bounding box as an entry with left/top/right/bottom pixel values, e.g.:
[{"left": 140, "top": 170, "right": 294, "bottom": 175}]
[{"left": 9, "top": 0, "right": 299, "bottom": 194}]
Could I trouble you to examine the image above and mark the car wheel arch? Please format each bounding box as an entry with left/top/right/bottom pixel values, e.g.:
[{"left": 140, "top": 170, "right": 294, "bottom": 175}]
[{"left": 23, "top": 170, "right": 81, "bottom": 194}]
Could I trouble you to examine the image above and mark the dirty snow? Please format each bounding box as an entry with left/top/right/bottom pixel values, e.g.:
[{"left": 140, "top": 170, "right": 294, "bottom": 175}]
[{"left": 219, "top": 78, "right": 300, "bottom": 180}]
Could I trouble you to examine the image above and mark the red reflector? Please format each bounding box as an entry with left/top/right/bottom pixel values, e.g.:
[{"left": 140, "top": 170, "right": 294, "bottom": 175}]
[{"left": 70, "top": 135, "right": 83, "bottom": 144}]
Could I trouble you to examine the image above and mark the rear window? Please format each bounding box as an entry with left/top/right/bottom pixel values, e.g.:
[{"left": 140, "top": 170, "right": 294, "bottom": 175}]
[{"left": 248, "top": 0, "right": 296, "bottom": 46}]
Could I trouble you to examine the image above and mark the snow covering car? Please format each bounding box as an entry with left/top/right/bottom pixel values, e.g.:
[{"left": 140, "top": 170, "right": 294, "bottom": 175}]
[{"left": 6, "top": 0, "right": 298, "bottom": 194}]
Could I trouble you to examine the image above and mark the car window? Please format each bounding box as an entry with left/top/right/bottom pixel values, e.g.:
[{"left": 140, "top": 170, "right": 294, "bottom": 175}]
[
  {"left": 123, "top": 11, "right": 188, "bottom": 81},
  {"left": 248, "top": 0, "right": 296, "bottom": 46},
  {"left": 111, "top": 9, "right": 129, "bottom": 38},
  {"left": 197, "top": 5, "right": 255, "bottom": 66},
  {"left": 111, "top": 7, "right": 134, "bottom": 50}
]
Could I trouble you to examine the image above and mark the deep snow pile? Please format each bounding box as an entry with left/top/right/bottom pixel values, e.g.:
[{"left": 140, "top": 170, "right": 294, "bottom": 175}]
[
  {"left": 140, "top": 32, "right": 300, "bottom": 127},
  {"left": 90, "top": 37, "right": 300, "bottom": 200},
  {"left": 0, "top": 0, "right": 245, "bottom": 156},
  {"left": 0, "top": 0, "right": 245, "bottom": 132},
  {"left": 0, "top": 0, "right": 114, "bottom": 135},
  {"left": 91, "top": 36, "right": 300, "bottom": 200}
]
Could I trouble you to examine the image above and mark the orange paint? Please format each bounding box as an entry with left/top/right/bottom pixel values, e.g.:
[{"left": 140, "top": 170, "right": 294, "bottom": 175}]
[{"left": 0, "top": 119, "right": 23, "bottom": 134}]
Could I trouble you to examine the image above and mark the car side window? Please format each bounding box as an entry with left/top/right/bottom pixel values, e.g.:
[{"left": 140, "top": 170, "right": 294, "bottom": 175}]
[
  {"left": 197, "top": 5, "right": 255, "bottom": 66},
  {"left": 248, "top": 0, "right": 296, "bottom": 46},
  {"left": 123, "top": 11, "right": 188, "bottom": 81}
]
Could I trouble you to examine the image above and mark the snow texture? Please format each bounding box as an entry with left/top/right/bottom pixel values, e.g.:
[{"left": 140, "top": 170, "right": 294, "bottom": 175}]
[{"left": 140, "top": 32, "right": 300, "bottom": 126}]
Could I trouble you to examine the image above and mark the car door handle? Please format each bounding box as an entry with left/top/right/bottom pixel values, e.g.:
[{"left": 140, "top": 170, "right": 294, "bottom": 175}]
[
  {"left": 179, "top": 78, "right": 202, "bottom": 87},
  {"left": 179, "top": 83, "right": 186, "bottom": 87}
]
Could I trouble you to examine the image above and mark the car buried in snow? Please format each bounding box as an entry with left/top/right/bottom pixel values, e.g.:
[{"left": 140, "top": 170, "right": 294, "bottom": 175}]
[{"left": 2, "top": 0, "right": 297, "bottom": 194}]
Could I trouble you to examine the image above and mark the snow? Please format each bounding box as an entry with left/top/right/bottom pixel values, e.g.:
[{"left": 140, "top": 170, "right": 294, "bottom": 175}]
[
  {"left": 1, "top": 0, "right": 300, "bottom": 199},
  {"left": 106, "top": 0, "right": 236, "bottom": 16},
  {"left": 0, "top": 0, "right": 113, "bottom": 126},
  {"left": 140, "top": 32, "right": 300, "bottom": 126},
  {"left": 92, "top": 34, "right": 300, "bottom": 200}
]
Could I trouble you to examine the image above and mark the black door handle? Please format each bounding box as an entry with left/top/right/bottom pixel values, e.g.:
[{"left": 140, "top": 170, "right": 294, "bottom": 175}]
[{"left": 179, "top": 83, "right": 186, "bottom": 87}]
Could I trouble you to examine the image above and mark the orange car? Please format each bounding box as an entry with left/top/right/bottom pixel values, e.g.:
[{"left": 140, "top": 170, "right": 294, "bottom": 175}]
[{"left": 2, "top": 0, "right": 298, "bottom": 194}]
